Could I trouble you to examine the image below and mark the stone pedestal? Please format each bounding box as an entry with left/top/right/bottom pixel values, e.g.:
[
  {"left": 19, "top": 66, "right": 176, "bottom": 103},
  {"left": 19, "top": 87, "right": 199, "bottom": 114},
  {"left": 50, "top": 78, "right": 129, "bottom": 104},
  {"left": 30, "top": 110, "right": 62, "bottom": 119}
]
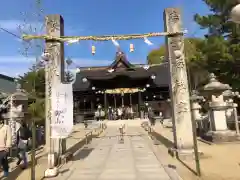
[
  {"left": 205, "top": 101, "right": 240, "bottom": 143},
  {"left": 209, "top": 101, "right": 228, "bottom": 131},
  {"left": 204, "top": 130, "right": 240, "bottom": 143}
]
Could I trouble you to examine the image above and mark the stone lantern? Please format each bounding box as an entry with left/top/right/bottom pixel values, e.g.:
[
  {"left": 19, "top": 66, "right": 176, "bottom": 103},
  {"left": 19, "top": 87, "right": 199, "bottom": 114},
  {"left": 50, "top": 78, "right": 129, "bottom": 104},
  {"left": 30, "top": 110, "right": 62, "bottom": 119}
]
[
  {"left": 202, "top": 73, "right": 238, "bottom": 142},
  {"left": 191, "top": 90, "right": 205, "bottom": 136},
  {"left": 3, "top": 85, "right": 28, "bottom": 144},
  {"left": 223, "top": 90, "right": 240, "bottom": 134},
  {"left": 191, "top": 90, "right": 204, "bottom": 121}
]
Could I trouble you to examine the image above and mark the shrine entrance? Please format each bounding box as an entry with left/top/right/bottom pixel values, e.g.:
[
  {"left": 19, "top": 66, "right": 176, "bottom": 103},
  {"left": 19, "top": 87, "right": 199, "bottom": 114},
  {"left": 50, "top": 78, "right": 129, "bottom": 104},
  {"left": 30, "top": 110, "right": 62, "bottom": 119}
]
[{"left": 22, "top": 8, "right": 196, "bottom": 171}]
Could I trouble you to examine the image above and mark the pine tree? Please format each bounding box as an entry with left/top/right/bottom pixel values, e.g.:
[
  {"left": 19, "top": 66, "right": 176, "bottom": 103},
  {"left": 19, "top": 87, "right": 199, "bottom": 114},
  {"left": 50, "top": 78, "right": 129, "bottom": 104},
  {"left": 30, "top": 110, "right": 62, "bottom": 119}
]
[{"left": 194, "top": 0, "right": 240, "bottom": 89}]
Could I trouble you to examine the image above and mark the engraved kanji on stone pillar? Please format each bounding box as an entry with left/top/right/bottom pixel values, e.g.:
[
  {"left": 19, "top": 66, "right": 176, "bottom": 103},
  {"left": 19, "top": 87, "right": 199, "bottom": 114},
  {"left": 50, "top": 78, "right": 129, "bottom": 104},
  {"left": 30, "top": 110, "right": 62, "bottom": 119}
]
[
  {"left": 164, "top": 8, "right": 194, "bottom": 150},
  {"left": 45, "top": 15, "right": 65, "bottom": 157}
]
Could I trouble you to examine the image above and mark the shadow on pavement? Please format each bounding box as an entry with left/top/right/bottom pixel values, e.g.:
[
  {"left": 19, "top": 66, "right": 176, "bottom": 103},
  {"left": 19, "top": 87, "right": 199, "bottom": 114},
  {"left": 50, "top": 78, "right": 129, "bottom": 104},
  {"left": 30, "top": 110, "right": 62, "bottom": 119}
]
[
  {"left": 176, "top": 157, "right": 198, "bottom": 176},
  {"left": 58, "top": 168, "right": 70, "bottom": 175},
  {"left": 150, "top": 131, "right": 174, "bottom": 148},
  {"left": 73, "top": 147, "right": 94, "bottom": 161},
  {"left": 149, "top": 131, "right": 198, "bottom": 176},
  {"left": 65, "top": 132, "right": 100, "bottom": 159}
]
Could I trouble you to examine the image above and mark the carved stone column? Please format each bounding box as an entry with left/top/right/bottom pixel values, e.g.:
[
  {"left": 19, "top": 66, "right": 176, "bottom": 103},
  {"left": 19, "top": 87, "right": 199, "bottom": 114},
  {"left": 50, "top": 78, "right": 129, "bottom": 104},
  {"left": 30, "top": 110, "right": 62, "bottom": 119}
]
[
  {"left": 45, "top": 15, "right": 65, "bottom": 165},
  {"left": 164, "top": 8, "right": 194, "bottom": 150}
]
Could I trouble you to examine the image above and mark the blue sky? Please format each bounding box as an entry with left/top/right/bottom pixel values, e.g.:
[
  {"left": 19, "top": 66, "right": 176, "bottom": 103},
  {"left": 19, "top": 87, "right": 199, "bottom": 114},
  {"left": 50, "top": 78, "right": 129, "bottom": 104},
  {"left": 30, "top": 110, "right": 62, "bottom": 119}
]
[{"left": 0, "top": 0, "right": 209, "bottom": 77}]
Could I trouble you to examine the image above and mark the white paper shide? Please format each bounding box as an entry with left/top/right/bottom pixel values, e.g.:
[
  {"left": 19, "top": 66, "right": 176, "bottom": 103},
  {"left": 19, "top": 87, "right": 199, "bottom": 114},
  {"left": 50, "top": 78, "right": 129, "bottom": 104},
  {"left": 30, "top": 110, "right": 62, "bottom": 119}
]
[{"left": 51, "top": 83, "right": 73, "bottom": 138}]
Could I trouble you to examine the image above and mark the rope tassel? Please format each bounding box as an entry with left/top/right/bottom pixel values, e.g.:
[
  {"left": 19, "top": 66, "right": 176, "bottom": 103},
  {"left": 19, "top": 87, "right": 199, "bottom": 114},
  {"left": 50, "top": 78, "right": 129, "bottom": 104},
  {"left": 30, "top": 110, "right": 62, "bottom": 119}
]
[
  {"left": 91, "top": 45, "right": 96, "bottom": 55},
  {"left": 130, "top": 43, "right": 134, "bottom": 52}
]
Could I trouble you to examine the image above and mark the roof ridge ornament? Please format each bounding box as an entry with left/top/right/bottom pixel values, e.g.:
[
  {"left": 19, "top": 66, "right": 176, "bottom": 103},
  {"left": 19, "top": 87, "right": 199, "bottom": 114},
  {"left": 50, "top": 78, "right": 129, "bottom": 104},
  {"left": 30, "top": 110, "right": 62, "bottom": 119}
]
[{"left": 209, "top": 73, "right": 217, "bottom": 83}]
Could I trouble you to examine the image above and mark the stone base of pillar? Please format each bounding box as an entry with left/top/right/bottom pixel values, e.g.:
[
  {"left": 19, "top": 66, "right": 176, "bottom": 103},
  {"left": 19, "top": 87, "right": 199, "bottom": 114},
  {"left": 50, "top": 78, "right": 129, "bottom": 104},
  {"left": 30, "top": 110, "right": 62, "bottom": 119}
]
[
  {"left": 203, "top": 130, "right": 240, "bottom": 143},
  {"left": 168, "top": 147, "right": 204, "bottom": 160},
  {"left": 44, "top": 167, "right": 59, "bottom": 178}
]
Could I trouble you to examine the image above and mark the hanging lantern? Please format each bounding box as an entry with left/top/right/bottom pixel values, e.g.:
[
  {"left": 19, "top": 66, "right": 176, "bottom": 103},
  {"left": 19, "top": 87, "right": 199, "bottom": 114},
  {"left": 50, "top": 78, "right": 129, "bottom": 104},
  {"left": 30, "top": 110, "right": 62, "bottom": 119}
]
[
  {"left": 130, "top": 43, "right": 134, "bottom": 52},
  {"left": 91, "top": 45, "right": 96, "bottom": 55}
]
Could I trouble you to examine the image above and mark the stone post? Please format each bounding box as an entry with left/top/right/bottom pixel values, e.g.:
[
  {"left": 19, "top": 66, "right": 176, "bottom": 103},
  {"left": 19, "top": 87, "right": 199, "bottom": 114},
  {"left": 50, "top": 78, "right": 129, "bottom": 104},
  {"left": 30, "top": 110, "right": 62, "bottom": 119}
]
[
  {"left": 6, "top": 89, "right": 28, "bottom": 145},
  {"left": 45, "top": 14, "right": 65, "bottom": 167},
  {"left": 164, "top": 8, "right": 194, "bottom": 151}
]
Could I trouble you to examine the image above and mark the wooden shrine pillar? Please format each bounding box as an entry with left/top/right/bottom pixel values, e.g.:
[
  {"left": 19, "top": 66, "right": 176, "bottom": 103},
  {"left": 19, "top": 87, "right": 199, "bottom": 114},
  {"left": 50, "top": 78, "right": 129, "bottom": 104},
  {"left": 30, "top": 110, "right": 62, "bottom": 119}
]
[
  {"left": 114, "top": 94, "right": 117, "bottom": 109},
  {"left": 130, "top": 93, "right": 132, "bottom": 106},
  {"left": 104, "top": 92, "right": 107, "bottom": 119},
  {"left": 90, "top": 100, "right": 94, "bottom": 111},
  {"left": 138, "top": 91, "right": 143, "bottom": 118},
  {"left": 121, "top": 93, "right": 124, "bottom": 107}
]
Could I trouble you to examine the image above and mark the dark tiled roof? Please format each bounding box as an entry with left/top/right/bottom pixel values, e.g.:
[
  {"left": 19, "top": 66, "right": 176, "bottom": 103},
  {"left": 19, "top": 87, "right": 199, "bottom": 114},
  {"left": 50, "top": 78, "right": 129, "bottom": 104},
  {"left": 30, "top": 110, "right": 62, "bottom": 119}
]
[
  {"left": 0, "top": 74, "right": 14, "bottom": 82},
  {"left": 73, "top": 64, "right": 169, "bottom": 91},
  {"left": 0, "top": 74, "right": 16, "bottom": 94},
  {"left": 73, "top": 51, "right": 169, "bottom": 91}
]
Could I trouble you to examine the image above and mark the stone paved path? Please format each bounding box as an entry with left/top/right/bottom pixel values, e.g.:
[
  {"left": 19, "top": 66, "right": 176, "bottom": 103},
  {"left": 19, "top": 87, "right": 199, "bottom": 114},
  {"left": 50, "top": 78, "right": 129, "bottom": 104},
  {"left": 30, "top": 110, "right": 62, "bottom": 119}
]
[{"left": 55, "top": 124, "right": 173, "bottom": 180}]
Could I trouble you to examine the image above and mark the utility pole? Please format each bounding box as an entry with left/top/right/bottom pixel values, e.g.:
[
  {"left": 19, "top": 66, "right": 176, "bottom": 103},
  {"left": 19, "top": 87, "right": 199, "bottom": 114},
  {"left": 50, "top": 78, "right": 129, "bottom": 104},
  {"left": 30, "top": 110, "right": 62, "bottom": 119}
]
[{"left": 44, "top": 15, "right": 65, "bottom": 177}]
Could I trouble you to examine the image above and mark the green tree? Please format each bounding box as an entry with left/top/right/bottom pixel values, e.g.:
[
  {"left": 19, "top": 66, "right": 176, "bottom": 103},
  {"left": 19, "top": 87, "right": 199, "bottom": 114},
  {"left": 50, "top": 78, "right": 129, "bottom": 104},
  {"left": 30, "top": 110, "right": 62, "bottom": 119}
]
[
  {"left": 28, "top": 99, "right": 45, "bottom": 124},
  {"left": 18, "top": 67, "right": 45, "bottom": 98},
  {"left": 147, "top": 46, "right": 165, "bottom": 64},
  {"left": 147, "top": 38, "right": 208, "bottom": 89},
  {"left": 18, "top": 65, "right": 45, "bottom": 124},
  {"left": 194, "top": 0, "right": 240, "bottom": 89}
]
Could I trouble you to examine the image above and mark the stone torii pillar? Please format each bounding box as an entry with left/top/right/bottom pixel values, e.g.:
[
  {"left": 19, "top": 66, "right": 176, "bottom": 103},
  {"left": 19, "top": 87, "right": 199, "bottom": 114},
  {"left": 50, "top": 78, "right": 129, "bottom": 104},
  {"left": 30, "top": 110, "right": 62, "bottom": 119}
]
[
  {"left": 45, "top": 14, "right": 66, "bottom": 170},
  {"left": 164, "top": 8, "right": 194, "bottom": 152}
]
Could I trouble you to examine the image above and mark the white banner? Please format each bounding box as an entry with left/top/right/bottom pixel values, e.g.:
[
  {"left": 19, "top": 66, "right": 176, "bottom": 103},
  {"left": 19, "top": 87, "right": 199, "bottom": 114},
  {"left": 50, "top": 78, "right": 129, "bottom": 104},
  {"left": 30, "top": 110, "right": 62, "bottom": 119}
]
[{"left": 51, "top": 83, "right": 74, "bottom": 139}]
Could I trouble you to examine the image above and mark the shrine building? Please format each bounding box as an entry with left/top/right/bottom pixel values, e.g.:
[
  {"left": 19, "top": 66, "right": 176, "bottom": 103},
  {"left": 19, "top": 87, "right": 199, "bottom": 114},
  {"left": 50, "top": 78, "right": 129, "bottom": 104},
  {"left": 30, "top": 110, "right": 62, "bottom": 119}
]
[{"left": 73, "top": 51, "right": 172, "bottom": 120}]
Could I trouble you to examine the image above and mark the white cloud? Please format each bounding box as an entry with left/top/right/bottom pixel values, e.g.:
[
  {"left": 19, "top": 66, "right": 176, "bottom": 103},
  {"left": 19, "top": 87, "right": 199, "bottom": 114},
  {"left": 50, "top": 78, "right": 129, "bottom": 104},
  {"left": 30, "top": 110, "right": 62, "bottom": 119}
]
[
  {"left": 0, "top": 55, "right": 35, "bottom": 63},
  {"left": 0, "top": 19, "right": 84, "bottom": 36},
  {"left": 0, "top": 55, "right": 113, "bottom": 77},
  {"left": 0, "top": 20, "right": 23, "bottom": 31},
  {"left": 0, "top": 55, "right": 112, "bottom": 65},
  {"left": 0, "top": 20, "right": 43, "bottom": 34},
  {"left": 0, "top": 54, "right": 143, "bottom": 77},
  {"left": 0, "top": 65, "right": 28, "bottom": 77}
]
